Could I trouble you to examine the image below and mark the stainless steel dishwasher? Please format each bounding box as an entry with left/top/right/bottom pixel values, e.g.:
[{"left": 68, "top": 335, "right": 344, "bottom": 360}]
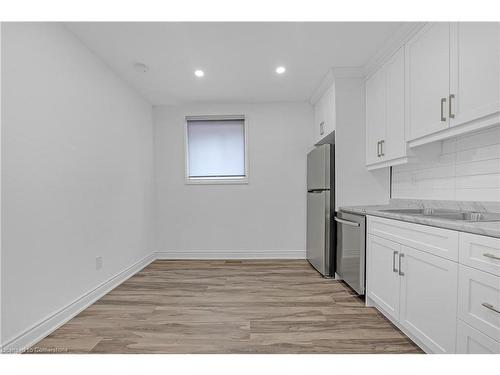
[{"left": 334, "top": 211, "right": 366, "bottom": 295}]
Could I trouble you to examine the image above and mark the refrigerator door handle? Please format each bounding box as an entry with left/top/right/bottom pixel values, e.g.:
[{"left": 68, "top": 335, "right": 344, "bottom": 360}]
[{"left": 334, "top": 217, "right": 360, "bottom": 227}]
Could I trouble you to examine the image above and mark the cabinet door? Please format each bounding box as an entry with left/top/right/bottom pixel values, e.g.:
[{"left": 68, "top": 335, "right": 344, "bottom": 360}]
[
  {"left": 406, "top": 23, "right": 450, "bottom": 140},
  {"left": 366, "top": 235, "right": 401, "bottom": 321},
  {"left": 365, "top": 69, "right": 386, "bottom": 165},
  {"left": 314, "top": 86, "right": 335, "bottom": 144},
  {"left": 313, "top": 95, "right": 324, "bottom": 144},
  {"left": 384, "top": 47, "right": 406, "bottom": 161},
  {"left": 329, "top": 86, "right": 337, "bottom": 135},
  {"left": 322, "top": 86, "right": 335, "bottom": 137},
  {"left": 399, "top": 246, "right": 458, "bottom": 353},
  {"left": 449, "top": 22, "right": 500, "bottom": 128},
  {"left": 456, "top": 319, "right": 500, "bottom": 354}
]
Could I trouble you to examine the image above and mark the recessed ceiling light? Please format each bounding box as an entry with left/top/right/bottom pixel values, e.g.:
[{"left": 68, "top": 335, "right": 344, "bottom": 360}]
[
  {"left": 276, "top": 66, "right": 286, "bottom": 74},
  {"left": 133, "top": 62, "right": 149, "bottom": 73},
  {"left": 194, "top": 70, "right": 204, "bottom": 77}
]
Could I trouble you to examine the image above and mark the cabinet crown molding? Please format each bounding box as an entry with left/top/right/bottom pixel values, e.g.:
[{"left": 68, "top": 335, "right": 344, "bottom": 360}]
[
  {"left": 363, "top": 22, "right": 425, "bottom": 79},
  {"left": 310, "top": 69, "right": 334, "bottom": 105},
  {"left": 309, "top": 67, "right": 364, "bottom": 105}
]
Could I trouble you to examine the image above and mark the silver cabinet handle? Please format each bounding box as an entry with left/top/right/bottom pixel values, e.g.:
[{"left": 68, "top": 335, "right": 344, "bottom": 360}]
[
  {"left": 398, "top": 253, "right": 405, "bottom": 276},
  {"left": 377, "top": 141, "right": 381, "bottom": 157},
  {"left": 482, "top": 302, "right": 500, "bottom": 314},
  {"left": 320, "top": 121, "right": 325, "bottom": 135},
  {"left": 440, "top": 97, "right": 447, "bottom": 122},
  {"left": 334, "top": 217, "right": 360, "bottom": 227},
  {"left": 449, "top": 94, "right": 455, "bottom": 119},
  {"left": 483, "top": 253, "right": 500, "bottom": 261},
  {"left": 393, "top": 251, "right": 399, "bottom": 273},
  {"left": 380, "top": 140, "right": 385, "bottom": 157}
]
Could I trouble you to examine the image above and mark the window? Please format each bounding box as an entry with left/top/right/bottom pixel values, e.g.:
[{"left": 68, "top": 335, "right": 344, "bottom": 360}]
[{"left": 185, "top": 115, "right": 248, "bottom": 184}]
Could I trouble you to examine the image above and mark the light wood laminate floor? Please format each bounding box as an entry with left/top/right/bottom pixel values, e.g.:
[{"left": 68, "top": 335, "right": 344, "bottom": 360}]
[{"left": 30, "top": 260, "right": 422, "bottom": 353}]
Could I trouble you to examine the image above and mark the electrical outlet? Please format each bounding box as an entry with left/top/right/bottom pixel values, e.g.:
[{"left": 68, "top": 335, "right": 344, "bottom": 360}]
[{"left": 96, "top": 256, "right": 103, "bottom": 270}]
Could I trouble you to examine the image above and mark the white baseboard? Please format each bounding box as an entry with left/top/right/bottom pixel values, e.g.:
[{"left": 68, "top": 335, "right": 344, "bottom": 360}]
[
  {"left": 1, "top": 253, "right": 156, "bottom": 354},
  {"left": 155, "top": 249, "right": 306, "bottom": 260}
]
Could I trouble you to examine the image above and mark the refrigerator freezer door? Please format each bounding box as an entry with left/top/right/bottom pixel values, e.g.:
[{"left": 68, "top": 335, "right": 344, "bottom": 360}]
[
  {"left": 306, "top": 190, "right": 331, "bottom": 276},
  {"left": 307, "top": 144, "right": 330, "bottom": 191}
]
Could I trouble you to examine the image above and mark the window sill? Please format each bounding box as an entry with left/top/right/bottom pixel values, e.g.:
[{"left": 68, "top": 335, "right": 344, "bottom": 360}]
[{"left": 185, "top": 177, "right": 249, "bottom": 185}]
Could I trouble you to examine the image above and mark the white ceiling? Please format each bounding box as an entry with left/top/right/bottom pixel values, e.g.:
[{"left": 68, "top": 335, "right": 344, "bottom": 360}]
[{"left": 66, "top": 22, "right": 404, "bottom": 105}]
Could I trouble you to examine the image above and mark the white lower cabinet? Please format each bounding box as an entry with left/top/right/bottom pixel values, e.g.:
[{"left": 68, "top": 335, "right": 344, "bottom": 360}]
[
  {"left": 457, "top": 320, "right": 500, "bottom": 354},
  {"left": 366, "top": 235, "right": 401, "bottom": 321},
  {"left": 366, "top": 215, "right": 499, "bottom": 353},
  {"left": 458, "top": 265, "right": 500, "bottom": 342},
  {"left": 399, "top": 246, "right": 458, "bottom": 353}
]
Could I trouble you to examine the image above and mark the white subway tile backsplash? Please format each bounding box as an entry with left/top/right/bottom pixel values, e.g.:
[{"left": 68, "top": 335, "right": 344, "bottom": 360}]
[
  {"left": 455, "top": 158, "right": 500, "bottom": 176},
  {"left": 456, "top": 144, "right": 500, "bottom": 163},
  {"left": 415, "top": 188, "right": 456, "bottom": 200},
  {"left": 418, "top": 177, "right": 455, "bottom": 189},
  {"left": 392, "top": 177, "right": 414, "bottom": 190},
  {"left": 418, "top": 165, "right": 455, "bottom": 179},
  {"left": 437, "top": 153, "right": 456, "bottom": 165},
  {"left": 455, "top": 174, "right": 500, "bottom": 189},
  {"left": 442, "top": 139, "right": 457, "bottom": 155},
  {"left": 392, "top": 125, "right": 500, "bottom": 202},
  {"left": 455, "top": 188, "right": 500, "bottom": 202}
]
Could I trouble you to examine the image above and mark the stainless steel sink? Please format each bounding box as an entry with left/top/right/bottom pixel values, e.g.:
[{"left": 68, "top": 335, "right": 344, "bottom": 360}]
[{"left": 379, "top": 208, "right": 500, "bottom": 222}]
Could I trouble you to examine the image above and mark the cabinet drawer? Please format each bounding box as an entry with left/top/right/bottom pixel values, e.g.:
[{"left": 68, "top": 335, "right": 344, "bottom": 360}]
[
  {"left": 458, "top": 265, "right": 500, "bottom": 341},
  {"left": 367, "top": 216, "right": 459, "bottom": 261},
  {"left": 457, "top": 319, "right": 500, "bottom": 354},
  {"left": 459, "top": 232, "right": 500, "bottom": 276}
]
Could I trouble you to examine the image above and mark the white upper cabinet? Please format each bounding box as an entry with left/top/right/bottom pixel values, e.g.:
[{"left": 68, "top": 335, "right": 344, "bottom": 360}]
[
  {"left": 365, "top": 46, "right": 406, "bottom": 169},
  {"left": 406, "top": 23, "right": 451, "bottom": 141},
  {"left": 323, "top": 86, "right": 335, "bottom": 137},
  {"left": 384, "top": 48, "right": 406, "bottom": 161},
  {"left": 313, "top": 84, "right": 335, "bottom": 144},
  {"left": 449, "top": 22, "right": 500, "bottom": 128},
  {"left": 365, "top": 69, "right": 386, "bottom": 165},
  {"left": 406, "top": 22, "right": 500, "bottom": 146}
]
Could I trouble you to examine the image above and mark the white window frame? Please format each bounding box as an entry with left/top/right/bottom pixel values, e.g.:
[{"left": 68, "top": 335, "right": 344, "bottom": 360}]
[{"left": 184, "top": 115, "right": 249, "bottom": 185}]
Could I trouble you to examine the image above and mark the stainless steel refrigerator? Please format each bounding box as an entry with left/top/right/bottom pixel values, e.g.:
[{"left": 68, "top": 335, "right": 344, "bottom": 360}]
[{"left": 306, "top": 144, "right": 335, "bottom": 277}]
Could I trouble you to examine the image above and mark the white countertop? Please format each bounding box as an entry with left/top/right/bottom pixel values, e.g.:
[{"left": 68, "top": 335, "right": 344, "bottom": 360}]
[{"left": 340, "top": 201, "right": 500, "bottom": 239}]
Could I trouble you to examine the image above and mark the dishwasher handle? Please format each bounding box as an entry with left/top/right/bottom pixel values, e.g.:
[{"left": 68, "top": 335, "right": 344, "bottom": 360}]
[{"left": 334, "top": 217, "right": 360, "bottom": 227}]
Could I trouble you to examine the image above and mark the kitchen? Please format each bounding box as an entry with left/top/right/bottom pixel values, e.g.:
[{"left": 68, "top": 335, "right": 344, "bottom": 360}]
[
  {"left": 308, "top": 22, "right": 500, "bottom": 355},
  {"left": 0, "top": 2, "right": 499, "bottom": 372}
]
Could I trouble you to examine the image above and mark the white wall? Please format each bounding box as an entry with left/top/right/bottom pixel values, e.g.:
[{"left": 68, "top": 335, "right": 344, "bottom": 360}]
[
  {"left": 392, "top": 125, "right": 500, "bottom": 202},
  {"left": 1, "top": 23, "right": 154, "bottom": 346},
  {"left": 0, "top": 21, "right": 3, "bottom": 349},
  {"left": 334, "top": 76, "right": 390, "bottom": 209},
  {"left": 154, "top": 102, "right": 313, "bottom": 258}
]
